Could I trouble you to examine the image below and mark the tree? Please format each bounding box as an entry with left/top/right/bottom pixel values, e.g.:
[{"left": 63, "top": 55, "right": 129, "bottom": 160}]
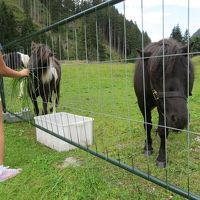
[
  {"left": 170, "top": 24, "right": 183, "bottom": 43},
  {"left": 62, "top": 0, "right": 76, "bottom": 17},
  {"left": 191, "top": 36, "right": 200, "bottom": 53},
  {"left": 183, "top": 29, "right": 190, "bottom": 44},
  {"left": 143, "top": 31, "right": 151, "bottom": 47},
  {"left": 48, "top": 0, "right": 76, "bottom": 23},
  {"left": 20, "top": 15, "right": 35, "bottom": 50},
  {"left": 0, "top": 0, "right": 152, "bottom": 61},
  {"left": 0, "top": 1, "right": 18, "bottom": 45},
  {"left": 21, "top": 15, "right": 34, "bottom": 36},
  {"left": 22, "top": 0, "right": 31, "bottom": 15}
]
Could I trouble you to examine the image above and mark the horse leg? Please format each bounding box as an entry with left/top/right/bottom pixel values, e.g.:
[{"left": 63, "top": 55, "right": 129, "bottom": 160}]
[
  {"left": 42, "top": 97, "right": 48, "bottom": 115},
  {"left": 156, "top": 114, "right": 169, "bottom": 168},
  {"left": 49, "top": 90, "right": 53, "bottom": 113},
  {"left": 32, "top": 95, "right": 39, "bottom": 116},
  {"left": 55, "top": 82, "right": 60, "bottom": 107},
  {"left": 49, "top": 82, "right": 60, "bottom": 113},
  {"left": 52, "top": 94, "right": 56, "bottom": 113},
  {"left": 143, "top": 108, "right": 153, "bottom": 156},
  {"left": 139, "top": 101, "right": 153, "bottom": 156},
  {"left": 28, "top": 78, "right": 39, "bottom": 115},
  {"left": 49, "top": 92, "right": 56, "bottom": 113},
  {"left": 42, "top": 88, "right": 49, "bottom": 115}
]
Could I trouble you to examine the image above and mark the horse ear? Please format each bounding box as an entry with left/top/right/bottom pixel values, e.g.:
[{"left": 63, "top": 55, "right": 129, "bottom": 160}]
[
  {"left": 136, "top": 48, "right": 151, "bottom": 59},
  {"left": 31, "top": 42, "right": 36, "bottom": 50},
  {"left": 136, "top": 49, "right": 142, "bottom": 56},
  {"left": 180, "top": 42, "right": 194, "bottom": 53}
]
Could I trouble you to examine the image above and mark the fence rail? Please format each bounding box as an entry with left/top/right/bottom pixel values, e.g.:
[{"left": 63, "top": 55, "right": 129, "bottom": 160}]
[{"left": 2, "top": 0, "right": 200, "bottom": 199}]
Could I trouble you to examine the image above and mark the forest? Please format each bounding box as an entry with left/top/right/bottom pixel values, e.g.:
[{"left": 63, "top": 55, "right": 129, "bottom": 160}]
[
  {"left": 0, "top": 0, "right": 151, "bottom": 61},
  {"left": 1, "top": 0, "right": 199, "bottom": 61}
]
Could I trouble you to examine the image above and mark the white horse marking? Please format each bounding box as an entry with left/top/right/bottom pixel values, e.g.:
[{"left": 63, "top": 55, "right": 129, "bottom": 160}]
[
  {"left": 17, "top": 52, "right": 30, "bottom": 67},
  {"left": 41, "top": 57, "right": 58, "bottom": 84}
]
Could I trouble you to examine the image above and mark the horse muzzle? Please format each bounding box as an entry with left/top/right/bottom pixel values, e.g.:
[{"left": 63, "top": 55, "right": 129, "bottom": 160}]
[{"left": 167, "top": 113, "right": 188, "bottom": 131}]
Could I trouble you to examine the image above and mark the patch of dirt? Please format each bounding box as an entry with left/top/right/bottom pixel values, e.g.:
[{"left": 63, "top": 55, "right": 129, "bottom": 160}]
[
  {"left": 195, "top": 136, "right": 200, "bottom": 143},
  {"left": 58, "top": 157, "right": 82, "bottom": 169}
]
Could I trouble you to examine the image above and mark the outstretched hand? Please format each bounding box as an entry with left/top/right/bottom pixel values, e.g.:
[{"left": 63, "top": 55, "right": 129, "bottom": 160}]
[{"left": 19, "top": 69, "right": 29, "bottom": 77}]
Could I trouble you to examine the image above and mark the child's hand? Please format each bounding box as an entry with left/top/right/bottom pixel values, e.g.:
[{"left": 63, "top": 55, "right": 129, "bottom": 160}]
[{"left": 19, "top": 69, "right": 29, "bottom": 77}]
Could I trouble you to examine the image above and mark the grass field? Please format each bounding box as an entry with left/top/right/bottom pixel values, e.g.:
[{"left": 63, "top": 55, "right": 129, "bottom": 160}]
[{"left": 1, "top": 57, "right": 200, "bottom": 199}]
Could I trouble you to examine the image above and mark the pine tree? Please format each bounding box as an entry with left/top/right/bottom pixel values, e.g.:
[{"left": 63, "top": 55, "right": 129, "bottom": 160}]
[
  {"left": 191, "top": 36, "right": 200, "bottom": 53},
  {"left": 170, "top": 24, "right": 183, "bottom": 43},
  {"left": 49, "top": 0, "right": 62, "bottom": 23},
  {"left": 143, "top": 31, "right": 151, "bottom": 46},
  {"left": 92, "top": 0, "right": 103, "bottom": 6},
  {"left": 20, "top": 15, "right": 35, "bottom": 50},
  {"left": 22, "top": 0, "right": 31, "bottom": 15},
  {"left": 183, "top": 29, "right": 190, "bottom": 44},
  {"left": 0, "top": 1, "right": 18, "bottom": 45},
  {"left": 62, "top": 0, "right": 75, "bottom": 17}
]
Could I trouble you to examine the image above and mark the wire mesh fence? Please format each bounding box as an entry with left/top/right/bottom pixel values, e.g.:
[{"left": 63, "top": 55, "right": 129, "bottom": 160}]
[{"left": 1, "top": 0, "right": 200, "bottom": 199}]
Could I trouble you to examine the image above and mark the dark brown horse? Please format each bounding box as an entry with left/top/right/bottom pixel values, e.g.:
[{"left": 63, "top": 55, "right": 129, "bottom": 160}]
[
  {"left": 134, "top": 39, "right": 194, "bottom": 168},
  {"left": 27, "top": 42, "right": 61, "bottom": 115}
]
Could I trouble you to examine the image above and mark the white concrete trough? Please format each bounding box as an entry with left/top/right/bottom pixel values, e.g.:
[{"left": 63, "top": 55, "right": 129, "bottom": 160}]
[{"left": 34, "top": 112, "right": 94, "bottom": 152}]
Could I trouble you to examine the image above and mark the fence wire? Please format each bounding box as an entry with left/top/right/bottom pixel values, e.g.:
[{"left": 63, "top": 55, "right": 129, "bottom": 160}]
[{"left": 1, "top": 0, "right": 200, "bottom": 199}]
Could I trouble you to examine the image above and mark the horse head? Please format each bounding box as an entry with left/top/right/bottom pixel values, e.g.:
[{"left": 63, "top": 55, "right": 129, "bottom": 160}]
[{"left": 28, "top": 42, "right": 53, "bottom": 71}]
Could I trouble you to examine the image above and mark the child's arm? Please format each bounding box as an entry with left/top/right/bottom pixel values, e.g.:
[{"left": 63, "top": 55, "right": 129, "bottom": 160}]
[
  {"left": 0, "top": 44, "right": 29, "bottom": 78},
  {"left": 0, "top": 53, "right": 29, "bottom": 77}
]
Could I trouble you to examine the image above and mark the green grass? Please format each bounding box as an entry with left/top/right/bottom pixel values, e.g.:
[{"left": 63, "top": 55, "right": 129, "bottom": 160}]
[{"left": 1, "top": 59, "right": 200, "bottom": 199}]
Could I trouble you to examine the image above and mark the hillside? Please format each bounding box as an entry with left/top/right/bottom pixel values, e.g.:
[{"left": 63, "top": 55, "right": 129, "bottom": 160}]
[
  {"left": 0, "top": 0, "right": 151, "bottom": 61},
  {"left": 1, "top": 0, "right": 49, "bottom": 28},
  {"left": 3, "top": 0, "right": 25, "bottom": 22},
  {"left": 0, "top": 0, "right": 48, "bottom": 47},
  {"left": 192, "top": 28, "right": 200, "bottom": 38}
]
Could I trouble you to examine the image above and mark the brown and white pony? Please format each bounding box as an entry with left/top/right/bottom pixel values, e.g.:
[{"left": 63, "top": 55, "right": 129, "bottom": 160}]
[{"left": 27, "top": 42, "right": 61, "bottom": 115}]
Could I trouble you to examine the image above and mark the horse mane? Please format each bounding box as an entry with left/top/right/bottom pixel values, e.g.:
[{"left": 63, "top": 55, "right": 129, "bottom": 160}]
[
  {"left": 139, "top": 38, "right": 194, "bottom": 96},
  {"left": 37, "top": 44, "right": 53, "bottom": 63},
  {"left": 146, "top": 39, "right": 183, "bottom": 75},
  {"left": 30, "top": 43, "right": 53, "bottom": 68}
]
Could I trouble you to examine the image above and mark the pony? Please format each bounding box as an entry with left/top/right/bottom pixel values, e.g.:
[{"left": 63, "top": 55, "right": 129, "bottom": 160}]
[
  {"left": 134, "top": 39, "right": 194, "bottom": 168},
  {"left": 27, "top": 42, "right": 61, "bottom": 116}
]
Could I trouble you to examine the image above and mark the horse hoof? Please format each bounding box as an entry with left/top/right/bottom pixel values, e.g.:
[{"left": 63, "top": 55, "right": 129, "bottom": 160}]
[
  {"left": 144, "top": 150, "right": 153, "bottom": 156},
  {"left": 156, "top": 161, "right": 166, "bottom": 168}
]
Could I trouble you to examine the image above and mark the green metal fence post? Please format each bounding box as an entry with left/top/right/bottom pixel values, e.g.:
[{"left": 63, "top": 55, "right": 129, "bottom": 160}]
[
  {"left": 3, "top": 0, "right": 200, "bottom": 198},
  {"left": 0, "top": 75, "right": 6, "bottom": 113}
]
